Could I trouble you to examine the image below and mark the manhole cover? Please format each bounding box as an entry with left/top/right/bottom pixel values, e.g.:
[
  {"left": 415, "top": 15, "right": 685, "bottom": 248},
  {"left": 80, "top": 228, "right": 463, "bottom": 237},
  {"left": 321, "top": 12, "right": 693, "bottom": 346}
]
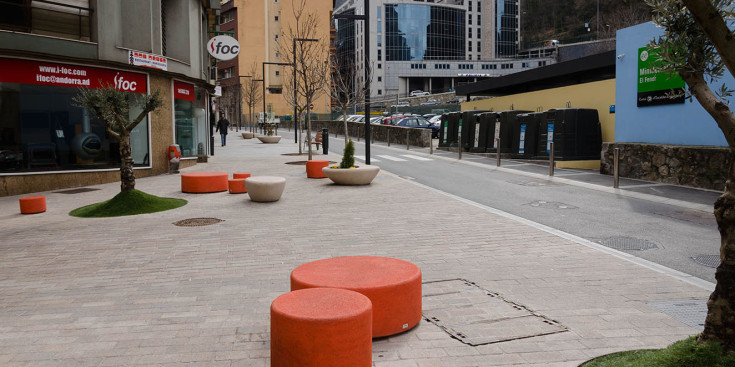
[
  {"left": 648, "top": 299, "right": 707, "bottom": 328},
  {"left": 422, "top": 279, "right": 567, "bottom": 346},
  {"left": 692, "top": 255, "right": 720, "bottom": 268},
  {"left": 54, "top": 188, "right": 101, "bottom": 194},
  {"left": 173, "top": 218, "right": 224, "bottom": 227},
  {"left": 598, "top": 236, "right": 658, "bottom": 251},
  {"left": 524, "top": 200, "right": 577, "bottom": 209}
]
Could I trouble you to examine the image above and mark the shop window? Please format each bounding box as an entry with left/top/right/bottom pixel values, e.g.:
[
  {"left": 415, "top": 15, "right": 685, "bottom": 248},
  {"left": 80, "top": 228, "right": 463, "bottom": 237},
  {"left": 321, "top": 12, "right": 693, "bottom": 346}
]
[{"left": 174, "top": 81, "right": 208, "bottom": 157}]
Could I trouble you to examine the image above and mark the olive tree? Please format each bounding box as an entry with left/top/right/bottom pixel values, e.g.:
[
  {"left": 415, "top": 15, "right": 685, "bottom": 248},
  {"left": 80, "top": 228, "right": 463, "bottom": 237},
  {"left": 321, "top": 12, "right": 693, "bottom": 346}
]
[
  {"left": 646, "top": 0, "right": 735, "bottom": 351},
  {"left": 73, "top": 86, "right": 162, "bottom": 192}
]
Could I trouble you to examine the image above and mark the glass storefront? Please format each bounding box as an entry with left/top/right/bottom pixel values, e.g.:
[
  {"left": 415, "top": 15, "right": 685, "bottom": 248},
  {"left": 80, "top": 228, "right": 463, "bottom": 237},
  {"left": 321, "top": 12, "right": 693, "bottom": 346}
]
[
  {"left": 385, "top": 4, "right": 465, "bottom": 61},
  {"left": 0, "top": 58, "right": 150, "bottom": 174},
  {"left": 173, "top": 81, "right": 207, "bottom": 157}
]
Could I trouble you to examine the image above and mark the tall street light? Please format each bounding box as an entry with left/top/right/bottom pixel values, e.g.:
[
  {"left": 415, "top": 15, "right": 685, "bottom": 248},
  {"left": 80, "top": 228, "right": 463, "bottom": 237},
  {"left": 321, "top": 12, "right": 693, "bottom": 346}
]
[
  {"left": 262, "top": 61, "right": 294, "bottom": 135},
  {"left": 334, "top": 0, "right": 371, "bottom": 165},
  {"left": 238, "top": 75, "right": 252, "bottom": 132},
  {"left": 293, "top": 37, "right": 319, "bottom": 145}
]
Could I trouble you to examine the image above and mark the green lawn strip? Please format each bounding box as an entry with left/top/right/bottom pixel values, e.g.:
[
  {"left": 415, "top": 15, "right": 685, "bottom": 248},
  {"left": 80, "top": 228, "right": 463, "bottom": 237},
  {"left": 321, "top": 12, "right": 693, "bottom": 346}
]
[
  {"left": 582, "top": 336, "right": 735, "bottom": 367},
  {"left": 69, "top": 189, "right": 187, "bottom": 217}
]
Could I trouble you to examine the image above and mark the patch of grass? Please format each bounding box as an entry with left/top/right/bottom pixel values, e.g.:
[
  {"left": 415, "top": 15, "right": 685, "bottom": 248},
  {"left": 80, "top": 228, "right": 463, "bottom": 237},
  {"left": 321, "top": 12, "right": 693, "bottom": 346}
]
[
  {"left": 582, "top": 336, "right": 735, "bottom": 367},
  {"left": 69, "top": 189, "right": 187, "bottom": 217}
]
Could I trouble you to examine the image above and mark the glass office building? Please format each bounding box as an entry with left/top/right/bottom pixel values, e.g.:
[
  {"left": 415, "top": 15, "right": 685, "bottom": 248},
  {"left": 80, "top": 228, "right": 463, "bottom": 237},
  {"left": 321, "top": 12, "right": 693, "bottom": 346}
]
[
  {"left": 384, "top": 4, "right": 465, "bottom": 61},
  {"left": 496, "top": 0, "right": 519, "bottom": 57}
]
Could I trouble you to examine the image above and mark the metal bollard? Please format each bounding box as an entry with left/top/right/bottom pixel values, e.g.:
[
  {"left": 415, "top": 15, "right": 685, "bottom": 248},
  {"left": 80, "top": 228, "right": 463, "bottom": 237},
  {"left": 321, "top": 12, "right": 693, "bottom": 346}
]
[
  {"left": 388, "top": 130, "right": 391, "bottom": 146},
  {"left": 406, "top": 130, "right": 410, "bottom": 150},
  {"left": 548, "top": 142, "right": 555, "bottom": 176},
  {"left": 430, "top": 137, "right": 433, "bottom": 155},
  {"left": 614, "top": 147, "right": 620, "bottom": 189},
  {"left": 323, "top": 128, "right": 329, "bottom": 155},
  {"left": 496, "top": 138, "right": 501, "bottom": 167}
]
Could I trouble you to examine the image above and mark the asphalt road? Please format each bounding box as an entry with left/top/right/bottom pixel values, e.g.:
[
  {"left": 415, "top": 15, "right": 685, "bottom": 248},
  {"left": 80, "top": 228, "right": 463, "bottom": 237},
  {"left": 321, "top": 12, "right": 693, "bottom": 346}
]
[{"left": 311, "top": 130, "right": 721, "bottom": 284}]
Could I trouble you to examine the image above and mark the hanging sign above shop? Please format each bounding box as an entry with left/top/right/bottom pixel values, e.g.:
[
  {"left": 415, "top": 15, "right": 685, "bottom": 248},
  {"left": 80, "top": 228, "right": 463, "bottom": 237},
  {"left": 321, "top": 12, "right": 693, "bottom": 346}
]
[
  {"left": 0, "top": 58, "right": 147, "bottom": 93},
  {"left": 637, "top": 47, "right": 686, "bottom": 107},
  {"left": 207, "top": 35, "right": 241, "bottom": 61},
  {"left": 129, "top": 50, "right": 167, "bottom": 71}
]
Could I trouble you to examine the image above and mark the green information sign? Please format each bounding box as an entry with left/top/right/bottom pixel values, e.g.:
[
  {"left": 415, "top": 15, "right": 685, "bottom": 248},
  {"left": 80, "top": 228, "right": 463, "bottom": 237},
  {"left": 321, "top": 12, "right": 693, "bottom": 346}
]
[{"left": 637, "top": 47, "right": 686, "bottom": 107}]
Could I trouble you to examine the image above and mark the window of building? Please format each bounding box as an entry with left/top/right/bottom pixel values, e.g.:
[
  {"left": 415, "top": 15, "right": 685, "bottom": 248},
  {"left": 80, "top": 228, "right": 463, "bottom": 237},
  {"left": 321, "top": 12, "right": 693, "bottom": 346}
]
[
  {"left": 378, "top": 63, "right": 381, "bottom": 69},
  {"left": 377, "top": 20, "right": 381, "bottom": 33},
  {"left": 377, "top": 49, "right": 382, "bottom": 60},
  {"left": 477, "top": 1, "right": 481, "bottom": 12},
  {"left": 223, "top": 67, "right": 234, "bottom": 79},
  {"left": 468, "top": 28, "right": 472, "bottom": 38},
  {"left": 468, "top": 1, "right": 472, "bottom": 11},
  {"left": 477, "top": 28, "right": 481, "bottom": 38},
  {"left": 384, "top": 4, "right": 465, "bottom": 61},
  {"left": 477, "top": 14, "right": 481, "bottom": 25},
  {"left": 539, "top": 61, "right": 547, "bottom": 66},
  {"left": 275, "top": 52, "right": 279, "bottom": 58},
  {"left": 275, "top": 71, "right": 280, "bottom": 76},
  {"left": 377, "top": 89, "right": 382, "bottom": 95},
  {"left": 378, "top": 76, "right": 382, "bottom": 82},
  {"left": 275, "top": 34, "right": 279, "bottom": 40},
  {"left": 377, "top": 35, "right": 382, "bottom": 47},
  {"left": 468, "top": 14, "right": 472, "bottom": 25},
  {"left": 477, "top": 42, "right": 481, "bottom": 52},
  {"left": 275, "top": 16, "right": 278, "bottom": 21},
  {"left": 468, "top": 42, "right": 472, "bottom": 52},
  {"left": 268, "top": 87, "right": 282, "bottom": 94},
  {"left": 468, "top": 54, "right": 472, "bottom": 60},
  {"left": 377, "top": 6, "right": 381, "bottom": 18},
  {"left": 220, "top": 11, "right": 234, "bottom": 24},
  {"left": 174, "top": 81, "right": 208, "bottom": 157}
]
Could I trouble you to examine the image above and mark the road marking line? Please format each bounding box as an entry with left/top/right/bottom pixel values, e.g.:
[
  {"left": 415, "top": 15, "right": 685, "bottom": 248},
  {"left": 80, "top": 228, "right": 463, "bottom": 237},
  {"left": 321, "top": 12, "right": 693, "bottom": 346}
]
[
  {"left": 354, "top": 155, "right": 381, "bottom": 162},
  {"left": 402, "top": 155, "right": 433, "bottom": 161},
  {"left": 377, "top": 155, "right": 408, "bottom": 161}
]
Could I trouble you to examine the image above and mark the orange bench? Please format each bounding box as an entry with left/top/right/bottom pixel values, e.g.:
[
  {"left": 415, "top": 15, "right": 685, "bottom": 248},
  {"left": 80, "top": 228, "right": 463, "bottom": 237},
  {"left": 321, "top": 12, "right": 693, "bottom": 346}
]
[
  {"left": 290, "top": 256, "right": 422, "bottom": 337},
  {"left": 305, "top": 160, "right": 329, "bottom": 178},
  {"left": 228, "top": 179, "right": 247, "bottom": 194},
  {"left": 19, "top": 195, "right": 46, "bottom": 214},
  {"left": 233, "top": 172, "right": 251, "bottom": 180},
  {"left": 271, "top": 288, "right": 372, "bottom": 366},
  {"left": 181, "top": 172, "right": 228, "bottom": 193}
]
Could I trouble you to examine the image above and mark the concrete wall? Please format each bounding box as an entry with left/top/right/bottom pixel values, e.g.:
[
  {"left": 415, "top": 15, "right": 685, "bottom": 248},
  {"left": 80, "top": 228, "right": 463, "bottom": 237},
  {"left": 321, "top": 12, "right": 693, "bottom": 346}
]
[
  {"left": 462, "top": 79, "right": 617, "bottom": 144},
  {"left": 615, "top": 22, "right": 732, "bottom": 146},
  {"left": 312, "top": 120, "right": 432, "bottom": 148}
]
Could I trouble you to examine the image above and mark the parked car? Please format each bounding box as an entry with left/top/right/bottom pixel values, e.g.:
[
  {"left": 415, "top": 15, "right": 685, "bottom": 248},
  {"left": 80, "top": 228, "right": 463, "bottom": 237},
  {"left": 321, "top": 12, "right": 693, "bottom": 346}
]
[
  {"left": 410, "top": 90, "right": 430, "bottom": 97},
  {"left": 446, "top": 96, "right": 464, "bottom": 104},
  {"left": 394, "top": 116, "right": 440, "bottom": 138},
  {"left": 420, "top": 99, "right": 440, "bottom": 106},
  {"left": 428, "top": 115, "right": 443, "bottom": 125},
  {"left": 390, "top": 101, "right": 410, "bottom": 108}
]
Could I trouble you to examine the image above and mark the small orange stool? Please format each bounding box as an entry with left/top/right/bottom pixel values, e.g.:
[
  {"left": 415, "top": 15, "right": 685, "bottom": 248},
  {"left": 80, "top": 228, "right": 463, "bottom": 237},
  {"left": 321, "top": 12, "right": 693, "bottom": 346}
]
[
  {"left": 181, "top": 172, "right": 228, "bottom": 193},
  {"left": 228, "top": 179, "right": 247, "bottom": 194},
  {"left": 233, "top": 172, "right": 251, "bottom": 180},
  {"left": 291, "top": 256, "right": 422, "bottom": 337},
  {"left": 306, "top": 160, "right": 329, "bottom": 178},
  {"left": 271, "top": 288, "right": 372, "bottom": 367},
  {"left": 19, "top": 195, "right": 46, "bottom": 214}
]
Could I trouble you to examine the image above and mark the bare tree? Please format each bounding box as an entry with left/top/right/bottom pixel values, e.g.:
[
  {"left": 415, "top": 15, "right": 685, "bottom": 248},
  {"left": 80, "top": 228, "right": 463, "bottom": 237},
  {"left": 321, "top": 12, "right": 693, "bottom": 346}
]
[
  {"left": 241, "top": 62, "right": 263, "bottom": 133},
  {"left": 73, "top": 86, "right": 162, "bottom": 192},
  {"left": 325, "top": 53, "right": 366, "bottom": 144},
  {"left": 647, "top": 0, "right": 735, "bottom": 351},
  {"left": 218, "top": 85, "right": 238, "bottom": 128},
  {"left": 278, "top": 0, "right": 329, "bottom": 159}
]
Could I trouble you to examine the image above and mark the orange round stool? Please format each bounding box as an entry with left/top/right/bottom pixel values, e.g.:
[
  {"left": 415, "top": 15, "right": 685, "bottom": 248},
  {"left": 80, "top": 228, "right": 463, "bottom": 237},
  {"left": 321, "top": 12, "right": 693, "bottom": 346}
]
[
  {"left": 271, "top": 288, "right": 372, "bottom": 367},
  {"left": 233, "top": 172, "right": 251, "bottom": 180},
  {"left": 181, "top": 172, "right": 228, "bottom": 193},
  {"left": 228, "top": 179, "right": 247, "bottom": 194},
  {"left": 306, "top": 160, "right": 329, "bottom": 178},
  {"left": 19, "top": 195, "right": 46, "bottom": 214},
  {"left": 291, "top": 256, "right": 422, "bottom": 337}
]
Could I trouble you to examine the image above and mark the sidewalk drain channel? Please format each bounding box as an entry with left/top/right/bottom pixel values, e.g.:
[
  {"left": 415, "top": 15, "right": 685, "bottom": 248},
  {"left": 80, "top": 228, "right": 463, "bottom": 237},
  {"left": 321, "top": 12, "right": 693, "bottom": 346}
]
[
  {"left": 422, "top": 279, "right": 568, "bottom": 346},
  {"left": 54, "top": 188, "right": 101, "bottom": 194},
  {"left": 692, "top": 255, "right": 720, "bottom": 268},
  {"left": 524, "top": 200, "right": 578, "bottom": 209},
  {"left": 173, "top": 218, "right": 224, "bottom": 227},
  {"left": 598, "top": 236, "right": 658, "bottom": 251},
  {"left": 648, "top": 299, "right": 707, "bottom": 328},
  {"left": 509, "top": 180, "right": 554, "bottom": 187}
]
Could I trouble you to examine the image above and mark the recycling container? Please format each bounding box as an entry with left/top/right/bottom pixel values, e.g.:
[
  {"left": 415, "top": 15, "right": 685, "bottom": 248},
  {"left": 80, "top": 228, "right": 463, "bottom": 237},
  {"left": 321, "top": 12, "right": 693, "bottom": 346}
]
[
  {"left": 512, "top": 112, "right": 543, "bottom": 159},
  {"left": 460, "top": 111, "right": 488, "bottom": 151},
  {"left": 470, "top": 112, "right": 495, "bottom": 153},
  {"left": 439, "top": 112, "right": 461, "bottom": 148},
  {"left": 535, "top": 108, "right": 602, "bottom": 160}
]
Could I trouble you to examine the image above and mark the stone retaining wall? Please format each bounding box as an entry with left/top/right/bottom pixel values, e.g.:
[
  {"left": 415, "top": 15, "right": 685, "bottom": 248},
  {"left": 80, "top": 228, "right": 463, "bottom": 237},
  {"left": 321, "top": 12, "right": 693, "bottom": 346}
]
[
  {"left": 600, "top": 142, "right": 732, "bottom": 191},
  {"left": 311, "top": 120, "right": 432, "bottom": 148}
]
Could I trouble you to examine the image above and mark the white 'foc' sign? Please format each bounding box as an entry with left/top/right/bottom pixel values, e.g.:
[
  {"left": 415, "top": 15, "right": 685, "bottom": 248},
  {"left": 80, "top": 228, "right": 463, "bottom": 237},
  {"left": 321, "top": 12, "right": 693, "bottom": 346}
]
[{"left": 207, "top": 35, "right": 241, "bottom": 61}]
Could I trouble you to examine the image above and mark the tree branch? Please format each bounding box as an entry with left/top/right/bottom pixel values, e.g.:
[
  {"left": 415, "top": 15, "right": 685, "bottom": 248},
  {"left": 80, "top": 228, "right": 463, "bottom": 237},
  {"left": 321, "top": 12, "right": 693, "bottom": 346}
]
[
  {"left": 682, "top": 0, "right": 735, "bottom": 78},
  {"left": 681, "top": 69, "right": 735, "bottom": 147}
]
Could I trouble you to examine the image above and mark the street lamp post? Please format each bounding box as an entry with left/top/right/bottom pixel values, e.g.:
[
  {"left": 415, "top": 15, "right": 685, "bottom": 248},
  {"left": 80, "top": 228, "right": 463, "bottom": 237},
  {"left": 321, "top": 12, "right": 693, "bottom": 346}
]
[
  {"left": 293, "top": 37, "right": 319, "bottom": 146},
  {"left": 262, "top": 61, "right": 294, "bottom": 135},
  {"left": 334, "top": 0, "right": 371, "bottom": 164}
]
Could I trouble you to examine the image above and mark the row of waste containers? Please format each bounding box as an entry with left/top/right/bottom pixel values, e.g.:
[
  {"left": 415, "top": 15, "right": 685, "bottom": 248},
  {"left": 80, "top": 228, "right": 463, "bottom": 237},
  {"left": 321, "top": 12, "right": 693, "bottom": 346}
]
[{"left": 438, "top": 108, "right": 602, "bottom": 160}]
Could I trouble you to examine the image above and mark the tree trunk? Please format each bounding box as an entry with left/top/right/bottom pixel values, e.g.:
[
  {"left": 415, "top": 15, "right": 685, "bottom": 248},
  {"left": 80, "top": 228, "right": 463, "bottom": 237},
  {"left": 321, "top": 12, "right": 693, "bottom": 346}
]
[
  {"left": 700, "top": 158, "right": 735, "bottom": 351},
  {"left": 119, "top": 131, "right": 136, "bottom": 192},
  {"left": 306, "top": 101, "right": 312, "bottom": 161},
  {"left": 342, "top": 111, "right": 349, "bottom": 145}
]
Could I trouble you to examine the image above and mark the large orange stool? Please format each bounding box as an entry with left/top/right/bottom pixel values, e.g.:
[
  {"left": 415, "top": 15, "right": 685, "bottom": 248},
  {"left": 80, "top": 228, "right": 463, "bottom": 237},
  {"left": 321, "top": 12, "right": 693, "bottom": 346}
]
[
  {"left": 181, "top": 172, "right": 228, "bottom": 193},
  {"left": 228, "top": 179, "right": 247, "bottom": 194},
  {"left": 291, "top": 256, "right": 422, "bottom": 337},
  {"left": 19, "top": 195, "right": 46, "bottom": 214},
  {"left": 271, "top": 288, "right": 372, "bottom": 367},
  {"left": 233, "top": 172, "right": 251, "bottom": 180},
  {"left": 305, "top": 160, "right": 329, "bottom": 178}
]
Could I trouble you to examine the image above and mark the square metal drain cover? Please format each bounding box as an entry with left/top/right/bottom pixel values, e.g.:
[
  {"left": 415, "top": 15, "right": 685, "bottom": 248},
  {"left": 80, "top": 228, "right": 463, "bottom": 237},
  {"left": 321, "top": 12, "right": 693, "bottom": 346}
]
[
  {"left": 648, "top": 299, "right": 707, "bottom": 328},
  {"left": 422, "top": 279, "right": 567, "bottom": 346}
]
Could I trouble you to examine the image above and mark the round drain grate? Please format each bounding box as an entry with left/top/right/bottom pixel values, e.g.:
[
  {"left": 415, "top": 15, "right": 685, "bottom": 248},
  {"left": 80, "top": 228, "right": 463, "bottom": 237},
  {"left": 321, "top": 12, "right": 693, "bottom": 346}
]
[
  {"left": 598, "top": 236, "right": 658, "bottom": 251},
  {"left": 173, "top": 218, "right": 224, "bottom": 227},
  {"left": 692, "top": 255, "right": 720, "bottom": 268}
]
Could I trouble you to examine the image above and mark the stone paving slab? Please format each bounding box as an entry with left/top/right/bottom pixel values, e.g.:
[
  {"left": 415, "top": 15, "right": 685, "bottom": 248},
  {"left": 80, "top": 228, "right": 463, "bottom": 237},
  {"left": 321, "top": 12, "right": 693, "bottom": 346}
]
[{"left": 0, "top": 131, "right": 711, "bottom": 366}]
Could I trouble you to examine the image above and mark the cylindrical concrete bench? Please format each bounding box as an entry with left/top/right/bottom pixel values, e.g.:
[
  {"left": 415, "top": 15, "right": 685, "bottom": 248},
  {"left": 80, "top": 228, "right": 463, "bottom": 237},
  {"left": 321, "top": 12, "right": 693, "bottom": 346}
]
[
  {"left": 244, "top": 176, "right": 286, "bottom": 202},
  {"left": 271, "top": 288, "right": 372, "bottom": 367},
  {"left": 291, "top": 256, "right": 422, "bottom": 337},
  {"left": 19, "top": 195, "right": 46, "bottom": 214},
  {"left": 306, "top": 160, "right": 329, "bottom": 178},
  {"left": 181, "top": 172, "right": 228, "bottom": 193},
  {"left": 228, "top": 179, "right": 247, "bottom": 194}
]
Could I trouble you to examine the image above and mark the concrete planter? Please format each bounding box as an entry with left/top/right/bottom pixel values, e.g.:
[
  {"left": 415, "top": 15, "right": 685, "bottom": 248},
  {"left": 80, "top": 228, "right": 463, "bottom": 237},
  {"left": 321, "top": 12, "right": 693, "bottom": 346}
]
[
  {"left": 242, "top": 132, "right": 255, "bottom": 139},
  {"left": 257, "top": 136, "right": 281, "bottom": 144},
  {"left": 322, "top": 165, "right": 380, "bottom": 185}
]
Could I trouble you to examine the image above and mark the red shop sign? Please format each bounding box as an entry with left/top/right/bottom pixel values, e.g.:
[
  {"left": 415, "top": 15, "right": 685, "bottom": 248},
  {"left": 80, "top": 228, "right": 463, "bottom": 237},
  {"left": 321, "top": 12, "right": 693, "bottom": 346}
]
[
  {"left": 173, "top": 80, "right": 194, "bottom": 101},
  {"left": 0, "top": 58, "right": 148, "bottom": 94}
]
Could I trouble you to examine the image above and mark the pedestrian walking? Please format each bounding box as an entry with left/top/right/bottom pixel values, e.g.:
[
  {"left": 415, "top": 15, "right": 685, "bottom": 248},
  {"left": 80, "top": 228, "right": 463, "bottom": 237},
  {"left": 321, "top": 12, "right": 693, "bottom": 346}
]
[{"left": 216, "top": 113, "right": 230, "bottom": 146}]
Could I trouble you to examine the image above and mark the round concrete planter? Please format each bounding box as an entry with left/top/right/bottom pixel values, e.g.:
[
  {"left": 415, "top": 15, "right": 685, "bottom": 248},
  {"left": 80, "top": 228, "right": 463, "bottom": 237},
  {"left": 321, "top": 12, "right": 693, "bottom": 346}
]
[
  {"left": 241, "top": 132, "right": 255, "bottom": 139},
  {"left": 322, "top": 165, "right": 380, "bottom": 185},
  {"left": 257, "top": 135, "right": 281, "bottom": 144}
]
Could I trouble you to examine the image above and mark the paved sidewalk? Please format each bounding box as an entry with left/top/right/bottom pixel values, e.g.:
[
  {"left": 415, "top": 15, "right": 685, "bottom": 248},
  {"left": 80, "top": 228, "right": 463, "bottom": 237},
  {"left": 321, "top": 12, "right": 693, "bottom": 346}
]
[{"left": 0, "top": 131, "right": 712, "bottom": 366}]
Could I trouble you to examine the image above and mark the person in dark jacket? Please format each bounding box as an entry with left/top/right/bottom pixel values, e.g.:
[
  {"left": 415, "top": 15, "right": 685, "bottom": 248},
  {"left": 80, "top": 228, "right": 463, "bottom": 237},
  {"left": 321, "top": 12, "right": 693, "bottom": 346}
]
[{"left": 215, "top": 113, "right": 230, "bottom": 146}]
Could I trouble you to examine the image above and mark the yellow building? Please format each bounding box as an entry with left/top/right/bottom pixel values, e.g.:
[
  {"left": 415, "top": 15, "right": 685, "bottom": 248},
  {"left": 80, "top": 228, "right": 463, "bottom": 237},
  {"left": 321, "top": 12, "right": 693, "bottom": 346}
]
[{"left": 218, "top": 0, "right": 333, "bottom": 119}]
